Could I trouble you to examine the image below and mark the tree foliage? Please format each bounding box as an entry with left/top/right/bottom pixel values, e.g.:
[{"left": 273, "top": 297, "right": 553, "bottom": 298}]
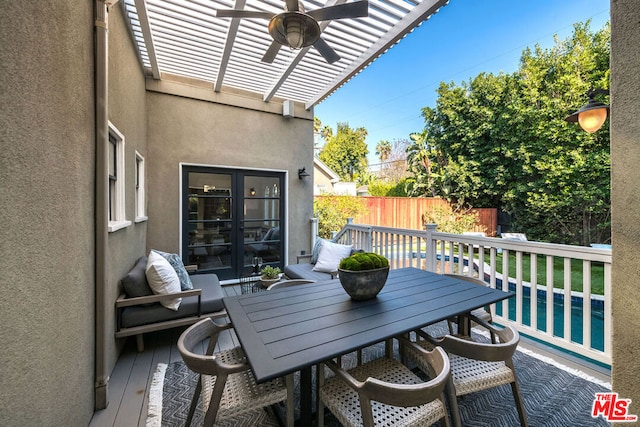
[
  {"left": 368, "top": 179, "right": 409, "bottom": 197},
  {"left": 422, "top": 205, "right": 483, "bottom": 235},
  {"left": 314, "top": 195, "right": 368, "bottom": 239},
  {"left": 318, "top": 122, "right": 369, "bottom": 182},
  {"left": 406, "top": 21, "right": 610, "bottom": 245},
  {"left": 375, "top": 140, "right": 392, "bottom": 162},
  {"left": 375, "top": 138, "right": 410, "bottom": 183}
]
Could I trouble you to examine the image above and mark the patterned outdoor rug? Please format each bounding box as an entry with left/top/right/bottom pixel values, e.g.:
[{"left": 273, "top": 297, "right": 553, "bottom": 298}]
[{"left": 148, "top": 323, "right": 611, "bottom": 426}]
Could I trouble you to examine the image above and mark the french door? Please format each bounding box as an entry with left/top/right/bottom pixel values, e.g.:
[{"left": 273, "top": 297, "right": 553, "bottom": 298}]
[{"left": 181, "top": 166, "right": 285, "bottom": 280}]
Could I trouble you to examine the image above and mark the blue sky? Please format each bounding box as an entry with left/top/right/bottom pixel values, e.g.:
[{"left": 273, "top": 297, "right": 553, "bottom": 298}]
[{"left": 314, "top": 0, "right": 610, "bottom": 165}]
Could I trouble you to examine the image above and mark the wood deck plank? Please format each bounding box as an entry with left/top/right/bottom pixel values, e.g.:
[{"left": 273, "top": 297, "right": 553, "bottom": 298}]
[
  {"left": 137, "top": 330, "right": 175, "bottom": 427},
  {"left": 90, "top": 340, "right": 139, "bottom": 427},
  {"left": 114, "top": 334, "right": 158, "bottom": 427}
]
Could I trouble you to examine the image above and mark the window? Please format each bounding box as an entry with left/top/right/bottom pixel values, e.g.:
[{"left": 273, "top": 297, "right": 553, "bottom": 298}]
[
  {"left": 108, "top": 123, "right": 131, "bottom": 232},
  {"left": 135, "top": 151, "right": 147, "bottom": 222}
]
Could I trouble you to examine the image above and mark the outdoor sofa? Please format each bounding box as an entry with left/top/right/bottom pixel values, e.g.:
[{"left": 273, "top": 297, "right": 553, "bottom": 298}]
[
  {"left": 283, "top": 239, "right": 361, "bottom": 281},
  {"left": 115, "top": 254, "right": 226, "bottom": 352}
]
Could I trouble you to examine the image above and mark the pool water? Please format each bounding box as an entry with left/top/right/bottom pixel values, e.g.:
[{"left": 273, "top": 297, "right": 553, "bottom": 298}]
[{"left": 495, "top": 281, "right": 605, "bottom": 352}]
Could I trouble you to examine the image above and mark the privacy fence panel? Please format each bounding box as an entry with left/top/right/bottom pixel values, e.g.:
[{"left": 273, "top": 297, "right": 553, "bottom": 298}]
[{"left": 317, "top": 196, "right": 497, "bottom": 236}]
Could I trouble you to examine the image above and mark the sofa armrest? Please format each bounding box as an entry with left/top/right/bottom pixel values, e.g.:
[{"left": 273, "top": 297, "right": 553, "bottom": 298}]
[
  {"left": 296, "top": 254, "right": 313, "bottom": 264},
  {"left": 116, "top": 289, "right": 202, "bottom": 308}
]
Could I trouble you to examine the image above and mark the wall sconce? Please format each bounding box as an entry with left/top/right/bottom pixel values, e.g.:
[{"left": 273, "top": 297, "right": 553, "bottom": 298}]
[
  {"left": 565, "top": 88, "right": 610, "bottom": 133},
  {"left": 249, "top": 187, "right": 256, "bottom": 196},
  {"left": 298, "top": 167, "right": 310, "bottom": 180}
]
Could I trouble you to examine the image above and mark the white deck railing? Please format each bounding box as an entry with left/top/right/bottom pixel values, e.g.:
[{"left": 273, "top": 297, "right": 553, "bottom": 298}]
[{"left": 329, "top": 220, "right": 612, "bottom": 366}]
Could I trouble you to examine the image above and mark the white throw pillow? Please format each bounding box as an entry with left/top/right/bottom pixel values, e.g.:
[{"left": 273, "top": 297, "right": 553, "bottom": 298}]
[
  {"left": 312, "top": 240, "right": 353, "bottom": 273},
  {"left": 145, "top": 250, "right": 182, "bottom": 311}
]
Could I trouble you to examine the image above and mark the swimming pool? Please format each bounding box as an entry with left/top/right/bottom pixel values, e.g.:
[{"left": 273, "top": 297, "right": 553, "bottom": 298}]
[{"left": 495, "top": 280, "right": 605, "bottom": 352}]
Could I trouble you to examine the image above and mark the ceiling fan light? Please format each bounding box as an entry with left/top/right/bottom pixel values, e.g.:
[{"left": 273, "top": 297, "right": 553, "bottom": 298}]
[{"left": 285, "top": 16, "right": 305, "bottom": 49}]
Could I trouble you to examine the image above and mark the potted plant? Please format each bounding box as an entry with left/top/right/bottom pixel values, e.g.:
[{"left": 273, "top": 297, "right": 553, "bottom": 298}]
[
  {"left": 338, "top": 252, "right": 390, "bottom": 300},
  {"left": 260, "top": 265, "right": 282, "bottom": 287}
]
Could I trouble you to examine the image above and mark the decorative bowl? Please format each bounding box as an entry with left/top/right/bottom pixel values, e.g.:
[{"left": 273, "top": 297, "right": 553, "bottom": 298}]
[{"left": 337, "top": 266, "right": 390, "bottom": 300}]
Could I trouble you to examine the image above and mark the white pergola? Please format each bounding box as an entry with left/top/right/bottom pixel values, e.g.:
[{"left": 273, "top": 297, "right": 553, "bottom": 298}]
[{"left": 123, "top": 0, "right": 450, "bottom": 109}]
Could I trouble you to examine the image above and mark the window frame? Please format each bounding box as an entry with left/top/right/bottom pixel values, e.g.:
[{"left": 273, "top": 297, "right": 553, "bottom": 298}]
[
  {"left": 107, "top": 122, "right": 131, "bottom": 233},
  {"left": 134, "top": 150, "right": 148, "bottom": 223}
]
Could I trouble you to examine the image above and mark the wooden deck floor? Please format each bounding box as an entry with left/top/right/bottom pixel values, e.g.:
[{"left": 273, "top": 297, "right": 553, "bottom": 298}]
[{"left": 89, "top": 284, "right": 611, "bottom": 427}]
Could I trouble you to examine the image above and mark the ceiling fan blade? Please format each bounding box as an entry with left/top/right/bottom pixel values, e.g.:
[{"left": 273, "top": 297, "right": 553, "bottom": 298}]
[
  {"left": 286, "top": 0, "right": 299, "bottom": 12},
  {"left": 216, "top": 9, "right": 273, "bottom": 19},
  {"left": 308, "top": 1, "right": 369, "bottom": 21},
  {"left": 313, "top": 37, "right": 340, "bottom": 64},
  {"left": 262, "top": 41, "right": 282, "bottom": 63}
]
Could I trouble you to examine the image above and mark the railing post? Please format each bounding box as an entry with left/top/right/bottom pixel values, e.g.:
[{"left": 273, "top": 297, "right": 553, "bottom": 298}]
[
  {"left": 311, "top": 217, "right": 318, "bottom": 245},
  {"left": 346, "top": 218, "right": 353, "bottom": 244},
  {"left": 424, "top": 223, "right": 437, "bottom": 272},
  {"left": 365, "top": 226, "right": 373, "bottom": 252}
]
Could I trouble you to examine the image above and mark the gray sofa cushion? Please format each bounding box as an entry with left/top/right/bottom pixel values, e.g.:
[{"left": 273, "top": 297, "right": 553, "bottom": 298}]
[
  {"left": 121, "top": 256, "right": 153, "bottom": 298},
  {"left": 121, "top": 273, "right": 224, "bottom": 329},
  {"left": 284, "top": 263, "right": 336, "bottom": 281}
]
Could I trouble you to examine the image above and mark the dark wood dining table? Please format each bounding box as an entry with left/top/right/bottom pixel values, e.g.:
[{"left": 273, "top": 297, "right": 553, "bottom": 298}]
[{"left": 223, "top": 267, "right": 513, "bottom": 425}]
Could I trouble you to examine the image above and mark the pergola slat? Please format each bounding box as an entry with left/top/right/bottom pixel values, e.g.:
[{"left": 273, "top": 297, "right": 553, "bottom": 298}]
[{"left": 122, "top": 0, "right": 451, "bottom": 107}]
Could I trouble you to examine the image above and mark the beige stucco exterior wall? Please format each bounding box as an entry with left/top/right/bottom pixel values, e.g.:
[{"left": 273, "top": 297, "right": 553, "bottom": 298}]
[
  {"left": 145, "top": 84, "right": 315, "bottom": 266},
  {"left": 314, "top": 164, "right": 337, "bottom": 194},
  {"left": 105, "top": 2, "right": 150, "bottom": 376},
  {"left": 0, "top": 2, "right": 96, "bottom": 426},
  {"left": 610, "top": 0, "right": 640, "bottom": 420}
]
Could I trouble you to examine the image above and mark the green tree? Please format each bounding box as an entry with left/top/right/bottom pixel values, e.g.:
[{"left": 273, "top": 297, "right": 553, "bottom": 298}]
[
  {"left": 375, "top": 140, "right": 392, "bottom": 162},
  {"left": 314, "top": 195, "right": 368, "bottom": 239},
  {"left": 422, "top": 205, "right": 483, "bottom": 235},
  {"left": 368, "top": 179, "right": 409, "bottom": 197},
  {"left": 318, "top": 122, "right": 369, "bottom": 181},
  {"left": 407, "top": 21, "right": 610, "bottom": 245}
]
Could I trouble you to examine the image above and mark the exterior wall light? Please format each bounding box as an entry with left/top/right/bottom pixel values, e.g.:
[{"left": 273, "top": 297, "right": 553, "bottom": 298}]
[
  {"left": 249, "top": 187, "right": 256, "bottom": 196},
  {"left": 565, "top": 88, "right": 610, "bottom": 133},
  {"left": 298, "top": 167, "right": 310, "bottom": 180}
]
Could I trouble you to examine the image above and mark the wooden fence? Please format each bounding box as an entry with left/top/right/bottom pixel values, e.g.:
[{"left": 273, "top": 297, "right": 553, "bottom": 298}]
[{"left": 315, "top": 196, "right": 498, "bottom": 236}]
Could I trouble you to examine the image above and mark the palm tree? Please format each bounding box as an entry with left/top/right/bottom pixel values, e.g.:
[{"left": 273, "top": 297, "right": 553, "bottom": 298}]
[{"left": 375, "top": 140, "right": 392, "bottom": 163}]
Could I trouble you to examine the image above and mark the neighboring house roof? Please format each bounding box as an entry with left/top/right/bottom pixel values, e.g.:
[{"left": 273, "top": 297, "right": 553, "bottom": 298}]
[
  {"left": 314, "top": 157, "right": 340, "bottom": 183},
  {"left": 122, "top": 0, "right": 450, "bottom": 109}
]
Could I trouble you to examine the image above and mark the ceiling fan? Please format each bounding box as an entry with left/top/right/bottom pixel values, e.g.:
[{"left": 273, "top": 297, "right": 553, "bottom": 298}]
[{"left": 216, "top": 0, "right": 369, "bottom": 64}]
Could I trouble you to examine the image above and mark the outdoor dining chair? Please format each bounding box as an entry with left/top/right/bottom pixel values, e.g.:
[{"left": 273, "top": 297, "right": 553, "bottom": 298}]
[
  {"left": 444, "top": 274, "right": 495, "bottom": 342},
  {"left": 317, "top": 336, "right": 451, "bottom": 427},
  {"left": 266, "top": 278, "right": 315, "bottom": 290},
  {"left": 412, "top": 317, "right": 528, "bottom": 427},
  {"left": 177, "top": 318, "right": 295, "bottom": 427}
]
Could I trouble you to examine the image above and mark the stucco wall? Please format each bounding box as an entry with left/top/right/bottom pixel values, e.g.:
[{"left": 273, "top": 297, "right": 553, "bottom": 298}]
[
  {"left": 610, "top": 0, "right": 640, "bottom": 419},
  {"left": 314, "top": 164, "right": 337, "bottom": 195},
  {"left": 105, "top": 2, "right": 149, "bottom": 377},
  {"left": 145, "top": 87, "right": 315, "bottom": 264},
  {"left": 0, "top": 3, "right": 96, "bottom": 426}
]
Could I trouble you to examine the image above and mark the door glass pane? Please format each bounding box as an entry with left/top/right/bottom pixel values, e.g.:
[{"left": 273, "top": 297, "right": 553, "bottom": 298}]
[
  {"left": 243, "top": 176, "right": 281, "bottom": 268},
  {"left": 186, "top": 172, "right": 232, "bottom": 270}
]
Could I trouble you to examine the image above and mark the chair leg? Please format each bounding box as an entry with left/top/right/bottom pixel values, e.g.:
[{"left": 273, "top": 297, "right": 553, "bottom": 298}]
[
  {"left": 185, "top": 378, "right": 202, "bottom": 427},
  {"left": 439, "top": 396, "right": 452, "bottom": 427},
  {"left": 511, "top": 379, "right": 529, "bottom": 427},
  {"left": 202, "top": 374, "right": 228, "bottom": 427},
  {"left": 445, "top": 377, "right": 462, "bottom": 427}
]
